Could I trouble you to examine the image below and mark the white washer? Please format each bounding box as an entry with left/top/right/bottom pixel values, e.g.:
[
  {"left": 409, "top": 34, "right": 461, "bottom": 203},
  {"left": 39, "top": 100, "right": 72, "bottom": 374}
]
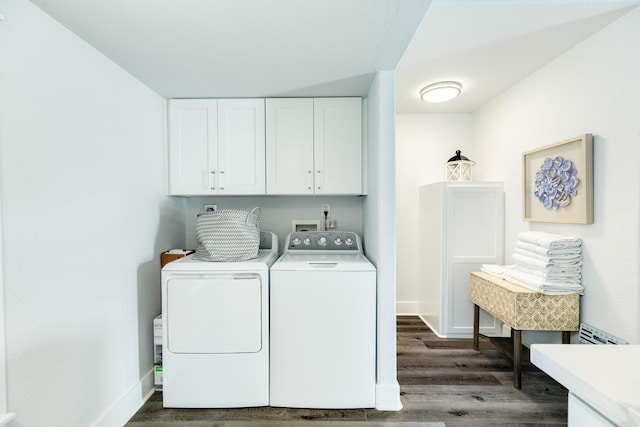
[
  {"left": 161, "top": 231, "right": 278, "bottom": 408},
  {"left": 270, "top": 231, "right": 376, "bottom": 408}
]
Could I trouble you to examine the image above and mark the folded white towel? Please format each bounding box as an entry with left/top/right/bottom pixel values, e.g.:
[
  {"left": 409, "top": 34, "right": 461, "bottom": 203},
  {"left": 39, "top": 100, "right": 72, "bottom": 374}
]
[
  {"left": 513, "top": 253, "right": 583, "bottom": 269},
  {"left": 515, "top": 241, "right": 582, "bottom": 257},
  {"left": 505, "top": 277, "right": 584, "bottom": 295},
  {"left": 513, "top": 247, "right": 582, "bottom": 263},
  {"left": 504, "top": 269, "right": 584, "bottom": 295},
  {"left": 518, "top": 231, "right": 582, "bottom": 249},
  {"left": 480, "top": 264, "right": 516, "bottom": 279},
  {"left": 480, "top": 264, "right": 583, "bottom": 294},
  {"left": 515, "top": 264, "right": 581, "bottom": 282}
]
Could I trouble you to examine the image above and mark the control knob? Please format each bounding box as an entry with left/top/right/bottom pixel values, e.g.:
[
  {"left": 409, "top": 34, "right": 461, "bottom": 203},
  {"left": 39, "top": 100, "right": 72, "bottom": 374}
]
[
  {"left": 292, "top": 237, "right": 301, "bottom": 246},
  {"left": 334, "top": 237, "right": 343, "bottom": 245},
  {"left": 345, "top": 237, "right": 353, "bottom": 246},
  {"left": 318, "top": 236, "right": 328, "bottom": 246},
  {"left": 303, "top": 237, "right": 311, "bottom": 246}
]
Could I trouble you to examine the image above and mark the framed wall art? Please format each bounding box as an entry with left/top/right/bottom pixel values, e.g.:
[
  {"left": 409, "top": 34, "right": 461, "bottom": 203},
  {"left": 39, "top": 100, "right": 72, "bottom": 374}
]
[{"left": 522, "top": 134, "right": 593, "bottom": 224}]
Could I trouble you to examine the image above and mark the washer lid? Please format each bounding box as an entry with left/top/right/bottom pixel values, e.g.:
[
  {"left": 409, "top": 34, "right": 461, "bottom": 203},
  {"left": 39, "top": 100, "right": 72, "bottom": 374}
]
[{"left": 271, "top": 252, "right": 376, "bottom": 272}]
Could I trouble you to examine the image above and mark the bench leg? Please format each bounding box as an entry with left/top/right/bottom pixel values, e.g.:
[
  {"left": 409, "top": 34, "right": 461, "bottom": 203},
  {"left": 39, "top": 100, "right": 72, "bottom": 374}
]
[
  {"left": 473, "top": 304, "right": 480, "bottom": 351},
  {"left": 562, "top": 331, "right": 571, "bottom": 344},
  {"left": 513, "top": 329, "right": 522, "bottom": 389}
]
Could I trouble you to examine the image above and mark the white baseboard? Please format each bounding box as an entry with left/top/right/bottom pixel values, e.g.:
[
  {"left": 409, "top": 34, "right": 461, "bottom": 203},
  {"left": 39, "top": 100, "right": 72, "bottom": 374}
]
[
  {"left": 0, "top": 413, "right": 15, "bottom": 426},
  {"left": 502, "top": 324, "right": 511, "bottom": 337},
  {"left": 91, "top": 368, "right": 155, "bottom": 427},
  {"left": 396, "top": 301, "right": 418, "bottom": 316},
  {"left": 375, "top": 381, "right": 403, "bottom": 411}
]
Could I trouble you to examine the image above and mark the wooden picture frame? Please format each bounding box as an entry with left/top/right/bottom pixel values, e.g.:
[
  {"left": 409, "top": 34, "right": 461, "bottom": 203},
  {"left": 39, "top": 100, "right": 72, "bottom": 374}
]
[{"left": 522, "top": 134, "right": 593, "bottom": 224}]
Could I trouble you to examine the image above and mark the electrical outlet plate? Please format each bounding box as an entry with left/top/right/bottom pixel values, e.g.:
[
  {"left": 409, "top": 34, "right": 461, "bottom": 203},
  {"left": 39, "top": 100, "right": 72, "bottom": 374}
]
[{"left": 203, "top": 204, "right": 217, "bottom": 212}]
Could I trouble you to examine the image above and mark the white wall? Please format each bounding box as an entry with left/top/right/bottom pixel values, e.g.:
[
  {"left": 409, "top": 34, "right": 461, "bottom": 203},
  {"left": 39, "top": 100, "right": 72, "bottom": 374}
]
[
  {"left": 0, "top": 130, "right": 12, "bottom": 424},
  {"left": 395, "top": 114, "right": 472, "bottom": 313},
  {"left": 183, "top": 196, "right": 364, "bottom": 252},
  {"left": 0, "top": 1, "right": 185, "bottom": 426},
  {"left": 364, "top": 71, "right": 402, "bottom": 410},
  {"left": 473, "top": 6, "right": 640, "bottom": 345},
  {"left": 396, "top": 7, "right": 640, "bottom": 345}
]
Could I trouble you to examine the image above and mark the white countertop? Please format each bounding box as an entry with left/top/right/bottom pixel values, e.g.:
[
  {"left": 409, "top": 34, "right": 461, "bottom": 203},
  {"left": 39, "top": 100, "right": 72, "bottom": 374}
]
[{"left": 531, "top": 344, "right": 640, "bottom": 427}]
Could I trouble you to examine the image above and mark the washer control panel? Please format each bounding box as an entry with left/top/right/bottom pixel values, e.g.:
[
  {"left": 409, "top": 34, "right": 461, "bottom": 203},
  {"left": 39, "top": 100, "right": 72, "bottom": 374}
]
[{"left": 285, "top": 231, "right": 361, "bottom": 252}]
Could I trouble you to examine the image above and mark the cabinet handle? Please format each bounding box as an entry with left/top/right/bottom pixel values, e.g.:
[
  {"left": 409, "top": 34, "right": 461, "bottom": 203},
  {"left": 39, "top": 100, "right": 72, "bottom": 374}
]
[
  {"left": 210, "top": 170, "right": 216, "bottom": 191},
  {"left": 218, "top": 170, "right": 225, "bottom": 191}
]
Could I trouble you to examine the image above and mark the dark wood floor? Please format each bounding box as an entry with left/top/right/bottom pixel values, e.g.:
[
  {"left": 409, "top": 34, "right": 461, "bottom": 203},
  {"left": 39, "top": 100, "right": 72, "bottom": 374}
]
[{"left": 126, "top": 316, "right": 568, "bottom": 426}]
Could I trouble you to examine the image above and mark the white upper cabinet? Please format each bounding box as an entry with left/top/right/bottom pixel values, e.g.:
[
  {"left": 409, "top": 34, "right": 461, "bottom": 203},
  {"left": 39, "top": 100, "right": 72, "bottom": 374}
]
[
  {"left": 168, "top": 99, "right": 265, "bottom": 195},
  {"left": 216, "top": 99, "right": 266, "bottom": 195},
  {"left": 266, "top": 98, "right": 314, "bottom": 194},
  {"left": 266, "top": 97, "right": 363, "bottom": 195},
  {"left": 168, "top": 99, "right": 217, "bottom": 195},
  {"left": 313, "top": 98, "right": 363, "bottom": 195}
]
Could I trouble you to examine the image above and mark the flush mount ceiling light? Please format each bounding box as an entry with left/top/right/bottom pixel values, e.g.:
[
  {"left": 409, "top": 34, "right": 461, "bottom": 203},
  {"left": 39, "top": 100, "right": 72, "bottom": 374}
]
[{"left": 420, "top": 81, "right": 462, "bottom": 103}]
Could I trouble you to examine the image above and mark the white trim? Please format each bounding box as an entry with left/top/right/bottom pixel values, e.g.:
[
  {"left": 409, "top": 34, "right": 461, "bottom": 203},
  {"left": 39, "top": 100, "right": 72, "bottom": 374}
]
[
  {"left": 396, "top": 301, "right": 418, "bottom": 315},
  {"left": 0, "top": 125, "right": 11, "bottom": 424},
  {"left": 365, "top": 70, "right": 403, "bottom": 415},
  {"left": 0, "top": 413, "right": 15, "bottom": 426},
  {"left": 375, "top": 381, "right": 403, "bottom": 411},
  {"left": 91, "top": 369, "right": 155, "bottom": 427}
]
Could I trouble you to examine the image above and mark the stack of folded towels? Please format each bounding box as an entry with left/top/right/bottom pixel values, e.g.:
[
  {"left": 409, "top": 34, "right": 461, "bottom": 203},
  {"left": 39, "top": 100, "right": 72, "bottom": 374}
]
[{"left": 481, "top": 231, "right": 584, "bottom": 295}]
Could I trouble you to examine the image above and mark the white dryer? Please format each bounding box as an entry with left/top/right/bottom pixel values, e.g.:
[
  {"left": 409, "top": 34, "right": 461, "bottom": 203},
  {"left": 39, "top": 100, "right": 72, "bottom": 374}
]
[
  {"left": 161, "top": 231, "right": 278, "bottom": 408},
  {"left": 269, "top": 231, "right": 376, "bottom": 408}
]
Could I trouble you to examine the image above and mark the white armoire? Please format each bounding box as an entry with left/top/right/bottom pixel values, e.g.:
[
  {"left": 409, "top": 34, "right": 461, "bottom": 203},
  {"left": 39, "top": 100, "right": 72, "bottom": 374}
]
[{"left": 418, "top": 182, "right": 505, "bottom": 338}]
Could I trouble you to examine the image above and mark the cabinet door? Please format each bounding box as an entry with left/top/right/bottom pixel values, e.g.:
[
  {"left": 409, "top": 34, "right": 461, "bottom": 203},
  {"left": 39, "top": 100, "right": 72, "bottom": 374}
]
[
  {"left": 217, "top": 99, "right": 266, "bottom": 195},
  {"left": 266, "top": 98, "right": 314, "bottom": 195},
  {"left": 419, "top": 182, "right": 505, "bottom": 338},
  {"left": 446, "top": 183, "right": 504, "bottom": 337},
  {"left": 313, "top": 98, "right": 362, "bottom": 194},
  {"left": 168, "top": 99, "right": 218, "bottom": 195}
]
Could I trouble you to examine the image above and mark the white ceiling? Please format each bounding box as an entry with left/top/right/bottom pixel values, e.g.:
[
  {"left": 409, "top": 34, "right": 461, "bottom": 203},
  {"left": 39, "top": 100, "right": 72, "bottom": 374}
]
[
  {"left": 26, "top": 0, "right": 640, "bottom": 113},
  {"left": 397, "top": 0, "right": 640, "bottom": 113},
  {"left": 26, "top": 0, "right": 431, "bottom": 98}
]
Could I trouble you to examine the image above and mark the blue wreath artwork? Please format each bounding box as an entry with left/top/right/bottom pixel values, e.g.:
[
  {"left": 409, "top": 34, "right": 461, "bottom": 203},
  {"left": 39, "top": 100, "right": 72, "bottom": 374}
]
[{"left": 534, "top": 156, "right": 579, "bottom": 210}]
